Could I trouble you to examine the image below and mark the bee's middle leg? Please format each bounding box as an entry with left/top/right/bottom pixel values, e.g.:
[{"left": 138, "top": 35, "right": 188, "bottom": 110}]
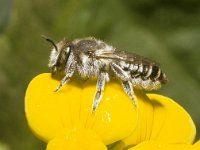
[
  {"left": 92, "top": 72, "right": 109, "bottom": 112},
  {"left": 54, "top": 75, "right": 71, "bottom": 92}
]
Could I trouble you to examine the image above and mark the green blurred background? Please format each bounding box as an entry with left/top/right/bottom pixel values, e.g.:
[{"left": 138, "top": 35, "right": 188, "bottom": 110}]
[{"left": 0, "top": 0, "right": 200, "bottom": 149}]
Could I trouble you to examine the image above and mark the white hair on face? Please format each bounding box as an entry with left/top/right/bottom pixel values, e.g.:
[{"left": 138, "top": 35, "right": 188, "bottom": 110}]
[{"left": 48, "top": 48, "right": 59, "bottom": 67}]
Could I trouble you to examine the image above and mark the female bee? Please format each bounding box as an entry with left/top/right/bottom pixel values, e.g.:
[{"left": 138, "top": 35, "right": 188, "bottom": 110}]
[{"left": 43, "top": 36, "right": 168, "bottom": 112}]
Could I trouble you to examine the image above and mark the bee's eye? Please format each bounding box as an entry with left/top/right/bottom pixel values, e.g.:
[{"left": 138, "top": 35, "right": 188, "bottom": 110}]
[
  {"left": 63, "top": 46, "right": 71, "bottom": 62},
  {"left": 64, "top": 46, "right": 70, "bottom": 54}
]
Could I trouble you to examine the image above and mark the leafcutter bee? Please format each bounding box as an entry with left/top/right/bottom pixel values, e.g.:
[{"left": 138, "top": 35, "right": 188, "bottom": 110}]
[{"left": 43, "top": 36, "right": 168, "bottom": 112}]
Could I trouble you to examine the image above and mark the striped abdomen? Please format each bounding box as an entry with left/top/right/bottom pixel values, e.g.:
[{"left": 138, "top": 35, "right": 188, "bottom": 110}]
[{"left": 119, "top": 60, "right": 168, "bottom": 91}]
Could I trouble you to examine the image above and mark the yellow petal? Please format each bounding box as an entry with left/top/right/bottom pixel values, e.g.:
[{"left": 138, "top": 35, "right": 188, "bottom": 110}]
[
  {"left": 193, "top": 140, "right": 200, "bottom": 149},
  {"left": 112, "top": 94, "right": 196, "bottom": 150},
  {"left": 25, "top": 73, "right": 137, "bottom": 145},
  {"left": 147, "top": 94, "right": 196, "bottom": 144},
  {"left": 127, "top": 141, "right": 197, "bottom": 150},
  {"left": 46, "top": 128, "right": 107, "bottom": 150},
  {"left": 128, "top": 141, "right": 161, "bottom": 150}
]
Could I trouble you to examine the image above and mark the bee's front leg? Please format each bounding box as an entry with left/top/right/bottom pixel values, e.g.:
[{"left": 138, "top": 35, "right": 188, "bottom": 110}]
[
  {"left": 92, "top": 72, "right": 109, "bottom": 112},
  {"left": 55, "top": 75, "right": 71, "bottom": 92},
  {"left": 55, "top": 52, "right": 76, "bottom": 92}
]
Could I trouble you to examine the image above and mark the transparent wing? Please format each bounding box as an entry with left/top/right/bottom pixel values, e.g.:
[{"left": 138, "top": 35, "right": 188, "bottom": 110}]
[{"left": 95, "top": 50, "right": 159, "bottom": 66}]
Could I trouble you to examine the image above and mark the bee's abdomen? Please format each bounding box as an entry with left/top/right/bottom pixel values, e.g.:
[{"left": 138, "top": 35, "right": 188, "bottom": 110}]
[{"left": 119, "top": 61, "right": 167, "bottom": 90}]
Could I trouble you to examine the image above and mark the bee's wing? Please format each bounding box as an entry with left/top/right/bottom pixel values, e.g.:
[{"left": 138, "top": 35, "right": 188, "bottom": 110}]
[{"left": 95, "top": 50, "right": 158, "bottom": 65}]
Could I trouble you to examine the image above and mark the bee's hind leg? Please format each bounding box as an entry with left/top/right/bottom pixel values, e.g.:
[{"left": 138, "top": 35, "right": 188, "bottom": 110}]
[
  {"left": 92, "top": 72, "right": 109, "bottom": 112},
  {"left": 110, "top": 63, "right": 137, "bottom": 107},
  {"left": 122, "top": 81, "right": 137, "bottom": 107}
]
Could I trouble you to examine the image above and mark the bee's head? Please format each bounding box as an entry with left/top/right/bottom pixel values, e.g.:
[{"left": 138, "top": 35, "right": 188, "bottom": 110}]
[{"left": 42, "top": 36, "right": 72, "bottom": 74}]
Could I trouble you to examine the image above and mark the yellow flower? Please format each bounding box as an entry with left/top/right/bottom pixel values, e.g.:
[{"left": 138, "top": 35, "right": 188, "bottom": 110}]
[
  {"left": 112, "top": 94, "right": 196, "bottom": 150},
  {"left": 25, "top": 73, "right": 198, "bottom": 150},
  {"left": 25, "top": 73, "right": 137, "bottom": 150},
  {"left": 126, "top": 141, "right": 200, "bottom": 150}
]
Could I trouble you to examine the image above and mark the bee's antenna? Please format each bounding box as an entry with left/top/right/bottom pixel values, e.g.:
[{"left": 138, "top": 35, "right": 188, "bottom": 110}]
[{"left": 41, "top": 35, "right": 58, "bottom": 51}]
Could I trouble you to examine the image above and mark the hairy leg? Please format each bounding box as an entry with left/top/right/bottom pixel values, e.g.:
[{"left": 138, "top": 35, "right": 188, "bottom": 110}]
[
  {"left": 122, "top": 81, "right": 136, "bottom": 107},
  {"left": 55, "top": 52, "right": 76, "bottom": 92},
  {"left": 92, "top": 72, "right": 109, "bottom": 112},
  {"left": 110, "top": 63, "right": 137, "bottom": 107}
]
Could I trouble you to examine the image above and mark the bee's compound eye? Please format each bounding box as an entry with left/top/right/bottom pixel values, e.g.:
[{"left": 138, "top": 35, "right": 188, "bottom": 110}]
[{"left": 65, "top": 46, "right": 70, "bottom": 53}]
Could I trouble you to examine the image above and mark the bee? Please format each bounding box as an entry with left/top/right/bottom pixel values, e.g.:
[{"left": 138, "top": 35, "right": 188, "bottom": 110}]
[{"left": 42, "top": 36, "right": 168, "bottom": 112}]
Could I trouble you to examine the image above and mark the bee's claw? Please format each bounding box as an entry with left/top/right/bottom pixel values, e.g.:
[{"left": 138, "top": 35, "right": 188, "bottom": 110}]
[{"left": 54, "top": 87, "right": 60, "bottom": 92}]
